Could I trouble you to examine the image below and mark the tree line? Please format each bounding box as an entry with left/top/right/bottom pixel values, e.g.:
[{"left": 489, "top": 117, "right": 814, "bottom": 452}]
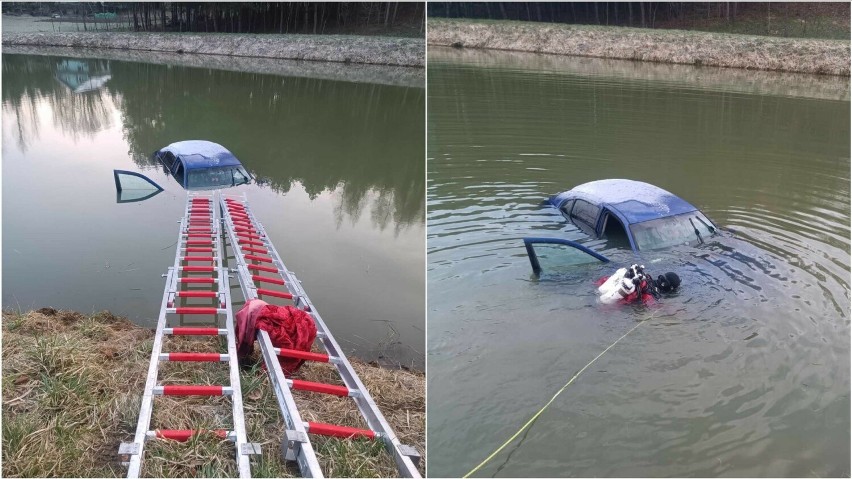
[
  {"left": 429, "top": 2, "right": 761, "bottom": 29},
  {"left": 4, "top": 2, "right": 425, "bottom": 34}
]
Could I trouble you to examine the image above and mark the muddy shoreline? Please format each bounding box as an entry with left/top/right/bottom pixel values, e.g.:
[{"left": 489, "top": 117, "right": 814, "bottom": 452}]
[
  {"left": 428, "top": 18, "right": 850, "bottom": 76},
  {"left": 2, "top": 31, "right": 425, "bottom": 67}
]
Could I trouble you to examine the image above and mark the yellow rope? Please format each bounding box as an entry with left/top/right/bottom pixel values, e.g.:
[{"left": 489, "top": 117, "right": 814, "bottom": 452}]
[{"left": 462, "top": 317, "right": 651, "bottom": 478}]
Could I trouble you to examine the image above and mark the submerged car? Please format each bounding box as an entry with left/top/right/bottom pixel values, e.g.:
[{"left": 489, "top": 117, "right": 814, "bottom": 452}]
[
  {"left": 525, "top": 179, "right": 718, "bottom": 274},
  {"left": 155, "top": 140, "right": 251, "bottom": 190}
]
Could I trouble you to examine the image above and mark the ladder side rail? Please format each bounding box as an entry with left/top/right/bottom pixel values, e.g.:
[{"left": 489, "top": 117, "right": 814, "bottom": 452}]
[
  {"left": 213, "top": 192, "right": 253, "bottom": 478},
  {"left": 222, "top": 266, "right": 253, "bottom": 478},
  {"left": 258, "top": 330, "right": 324, "bottom": 478},
  {"left": 219, "top": 196, "right": 323, "bottom": 477},
  {"left": 283, "top": 280, "right": 422, "bottom": 478},
  {"left": 226, "top": 197, "right": 421, "bottom": 478},
  {"left": 126, "top": 195, "right": 199, "bottom": 477}
]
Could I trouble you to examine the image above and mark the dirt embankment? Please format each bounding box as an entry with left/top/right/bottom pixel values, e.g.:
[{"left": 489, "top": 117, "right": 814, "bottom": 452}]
[
  {"left": 2, "top": 308, "right": 425, "bottom": 478},
  {"left": 428, "top": 18, "right": 850, "bottom": 76},
  {"left": 2, "top": 31, "right": 425, "bottom": 67}
]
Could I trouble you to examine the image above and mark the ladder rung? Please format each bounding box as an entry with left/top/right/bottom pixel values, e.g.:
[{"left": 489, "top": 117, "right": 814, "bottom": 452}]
[
  {"left": 182, "top": 256, "right": 216, "bottom": 262},
  {"left": 178, "top": 277, "right": 217, "bottom": 284},
  {"left": 257, "top": 288, "right": 293, "bottom": 299},
  {"left": 276, "top": 347, "right": 329, "bottom": 363},
  {"left": 306, "top": 422, "right": 376, "bottom": 439},
  {"left": 290, "top": 379, "right": 350, "bottom": 397},
  {"left": 238, "top": 234, "right": 263, "bottom": 241},
  {"left": 169, "top": 307, "right": 225, "bottom": 315},
  {"left": 247, "top": 264, "right": 279, "bottom": 274},
  {"left": 175, "top": 291, "right": 218, "bottom": 298},
  {"left": 252, "top": 274, "right": 285, "bottom": 285},
  {"left": 239, "top": 239, "right": 265, "bottom": 247},
  {"left": 179, "top": 266, "right": 216, "bottom": 272},
  {"left": 241, "top": 246, "right": 269, "bottom": 254},
  {"left": 185, "top": 241, "right": 213, "bottom": 247},
  {"left": 159, "top": 352, "right": 228, "bottom": 362},
  {"left": 244, "top": 254, "right": 273, "bottom": 263},
  {"left": 155, "top": 385, "right": 232, "bottom": 396},
  {"left": 184, "top": 247, "right": 214, "bottom": 253},
  {"left": 165, "top": 327, "right": 226, "bottom": 336},
  {"left": 186, "top": 228, "right": 213, "bottom": 233},
  {"left": 186, "top": 233, "right": 215, "bottom": 238},
  {"left": 148, "top": 429, "right": 229, "bottom": 441}
]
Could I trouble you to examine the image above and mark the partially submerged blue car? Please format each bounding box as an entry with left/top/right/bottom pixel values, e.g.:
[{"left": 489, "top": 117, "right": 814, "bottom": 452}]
[
  {"left": 525, "top": 179, "right": 718, "bottom": 274},
  {"left": 155, "top": 140, "right": 251, "bottom": 190}
]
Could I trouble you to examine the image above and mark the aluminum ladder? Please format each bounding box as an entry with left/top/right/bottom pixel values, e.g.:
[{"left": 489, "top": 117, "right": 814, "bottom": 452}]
[
  {"left": 219, "top": 193, "right": 422, "bottom": 478},
  {"left": 120, "top": 192, "right": 258, "bottom": 478}
]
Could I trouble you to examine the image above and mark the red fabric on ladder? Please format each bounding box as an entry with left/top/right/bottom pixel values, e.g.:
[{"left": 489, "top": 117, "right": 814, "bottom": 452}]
[{"left": 235, "top": 299, "right": 317, "bottom": 374}]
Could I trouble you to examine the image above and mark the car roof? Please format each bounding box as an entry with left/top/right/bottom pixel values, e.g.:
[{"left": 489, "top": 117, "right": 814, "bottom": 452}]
[
  {"left": 157, "top": 140, "right": 242, "bottom": 170},
  {"left": 548, "top": 179, "right": 699, "bottom": 225}
]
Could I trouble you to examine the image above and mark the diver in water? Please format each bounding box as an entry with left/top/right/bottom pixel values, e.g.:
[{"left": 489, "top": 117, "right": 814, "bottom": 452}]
[{"left": 597, "top": 264, "right": 681, "bottom": 305}]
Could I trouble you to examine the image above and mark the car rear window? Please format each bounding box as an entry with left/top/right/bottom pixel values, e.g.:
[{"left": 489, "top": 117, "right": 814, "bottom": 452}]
[{"left": 630, "top": 211, "right": 717, "bottom": 251}]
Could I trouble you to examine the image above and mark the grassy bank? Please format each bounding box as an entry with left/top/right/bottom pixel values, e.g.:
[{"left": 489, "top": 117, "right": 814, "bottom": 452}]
[
  {"left": 2, "top": 308, "right": 425, "bottom": 477},
  {"left": 1, "top": 31, "right": 425, "bottom": 67},
  {"left": 427, "top": 18, "right": 850, "bottom": 76}
]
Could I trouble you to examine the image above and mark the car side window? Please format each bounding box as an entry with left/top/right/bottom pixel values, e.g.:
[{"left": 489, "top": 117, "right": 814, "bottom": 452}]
[
  {"left": 174, "top": 161, "right": 185, "bottom": 182},
  {"left": 559, "top": 199, "right": 575, "bottom": 219},
  {"left": 571, "top": 199, "right": 600, "bottom": 228}
]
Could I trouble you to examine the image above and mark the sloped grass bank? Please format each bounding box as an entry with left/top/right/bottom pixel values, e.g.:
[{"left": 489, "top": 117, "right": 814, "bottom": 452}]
[
  {"left": 428, "top": 18, "right": 850, "bottom": 76},
  {"left": 2, "top": 32, "right": 424, "bottom": 67},
  {"left": 2, "top": 309, "right": 425, "bottom": 477}
]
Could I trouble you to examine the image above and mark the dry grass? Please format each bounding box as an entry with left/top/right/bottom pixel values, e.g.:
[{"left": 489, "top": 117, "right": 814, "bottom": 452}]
[
  {"left": 428, "top": 18, "right": 850, "bottom": 76},
  {"left": 2, "top": 309, "right": 425, "bottom": 478}
]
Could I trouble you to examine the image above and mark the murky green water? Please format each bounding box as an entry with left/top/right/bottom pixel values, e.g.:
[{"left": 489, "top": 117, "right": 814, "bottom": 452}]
[
  {"left": 427, "top": 48, "right": 849, "bottom": 477},
  {"left": 2, "top": 53, "right": 424, "bottom": 368}
]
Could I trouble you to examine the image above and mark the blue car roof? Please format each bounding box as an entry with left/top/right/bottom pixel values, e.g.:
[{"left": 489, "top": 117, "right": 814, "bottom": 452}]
[
  {"left": 157, "top": 140, "right": 242, "bottom": 169},
  {"left": 548, "top": 179, "right": 699, "bottom": 225}
]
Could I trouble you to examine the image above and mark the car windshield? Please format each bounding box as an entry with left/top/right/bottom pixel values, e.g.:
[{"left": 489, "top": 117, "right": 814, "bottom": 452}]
[
  {"left": 185, "top": 166, "right": 251, "bottom": 189},
  {"left": 630, "top": 211, "right": 716, "bottom": 251}
]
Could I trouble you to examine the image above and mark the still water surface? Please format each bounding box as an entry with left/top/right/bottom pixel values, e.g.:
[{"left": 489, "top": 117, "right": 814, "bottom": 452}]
[
  {"left": 427, "top": 48, "right": 849, "bottom": 477},
  {"left": 2, "top": 53, "right": 424, "bottom": 368}
]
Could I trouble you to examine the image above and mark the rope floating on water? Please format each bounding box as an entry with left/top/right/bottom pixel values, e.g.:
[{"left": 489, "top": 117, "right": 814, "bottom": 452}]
[{"left": 462, "top": 315, "right": 657, "bottom": 478}]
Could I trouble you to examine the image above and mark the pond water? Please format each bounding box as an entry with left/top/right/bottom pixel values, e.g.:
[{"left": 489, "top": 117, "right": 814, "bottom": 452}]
[
  {"left": 2, "top": 53, "right": 425, "bottom": 369},
  {"left": 427, "top": 48, "right": 850, "bottom": 477}
]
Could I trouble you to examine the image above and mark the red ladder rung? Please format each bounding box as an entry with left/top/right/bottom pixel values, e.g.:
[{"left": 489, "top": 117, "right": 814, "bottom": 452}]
[
  {"left": 239, "top": 239, "right": 265, "bottom": 247},
  {"left": 244, "top": 254, "right": 273, "bottom": 263},
  {"left": 178, "top": 277, "right": 216, "bottom": 284},
  {"left": 175, "top": 291, "right": 218, "bottom": 298},
  {"left": 306, "top": 422, "right": 375, "bottom": 439},
  {"left": 153, "top": 429, "right": 228, "bottom": 441},
  {"left": 252, "top": 274, "right": 284, "bottom": 285},
  {"left": 163, "top": 352, "right": 224, "bottom": 362},
  {"left": 160, "top": 385, "right": 225, "bottom": 396},
  {"left": 180, "top": 266, "right": 215, "bottom": 272},
  {"left": 185, "top": 247, "right": 213, "bottom": 253},
  {"left": 167, "top": 327, "right": 223, "bottom": 335},
  {"left": 242, "top": 246, "right": 269, "bottom": 254},
  {"left": 182, "top": 256, "right": 216, "bottom": 262},
  {"left": 257, "top": 288, "right": 293, "bottom": 299},
  {"left": 247, "top": 264, "right": 278, "bottom": 273},
  {"left": 186, "top": 233, "right": 214, "bottom": 238},
  {"left": 277, "top": 348, "right": 329, "bottom": 363},
  {"left": 173, "top": 307, "right": 221, "bottom": 314},
  {"left": 291, "top": 379, "right": 349, "bottom": 396},
  {"left": 186, "top": 241, "right": 213, "bottom": 246}
]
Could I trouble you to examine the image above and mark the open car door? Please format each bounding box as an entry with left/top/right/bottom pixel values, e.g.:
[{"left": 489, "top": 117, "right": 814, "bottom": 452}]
[
  {"left": 523, "top": 237, "right": 610, "bottom": 276},
  {"left": 114, "top": 170, "right": 163, "bottom": 203}
]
